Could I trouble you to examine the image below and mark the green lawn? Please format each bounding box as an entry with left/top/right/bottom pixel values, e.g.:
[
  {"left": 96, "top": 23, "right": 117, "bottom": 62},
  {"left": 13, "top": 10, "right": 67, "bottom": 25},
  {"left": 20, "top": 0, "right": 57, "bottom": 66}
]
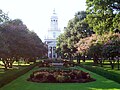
[
  {"left": 0, "top": 64, "right": 31, "bottom": 79},
  {"left": 80, "top": 60, "right": 120, "bottom": 75},
  {"left": 0, "top": 66, "right": 120, "bottom": 90}
]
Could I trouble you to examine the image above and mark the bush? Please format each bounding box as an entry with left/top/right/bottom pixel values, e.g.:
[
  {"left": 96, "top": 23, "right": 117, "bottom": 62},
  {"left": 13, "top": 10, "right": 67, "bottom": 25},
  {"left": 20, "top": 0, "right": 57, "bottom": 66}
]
[{"left": 56, "top": 75, "right": 65, "bottom": 82}]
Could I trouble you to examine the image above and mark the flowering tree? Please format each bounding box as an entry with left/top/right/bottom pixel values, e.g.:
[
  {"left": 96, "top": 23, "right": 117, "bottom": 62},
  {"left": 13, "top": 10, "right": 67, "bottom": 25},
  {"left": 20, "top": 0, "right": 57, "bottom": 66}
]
[
  {"left": 102, "top": 33, "right": 120, "bottom": 69},
  {"left": 76, "top": 32, "right": 120, "bottom": 68},
  {"left": 76, "top": 34, "right": 102, "bottom": 64}
]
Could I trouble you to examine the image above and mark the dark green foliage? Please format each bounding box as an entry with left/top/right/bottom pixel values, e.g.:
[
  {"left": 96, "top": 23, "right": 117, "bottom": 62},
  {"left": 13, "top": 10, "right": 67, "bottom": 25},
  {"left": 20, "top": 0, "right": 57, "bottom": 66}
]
[
  {"left": 86, "top": 0, "right": 120, "bottom": 34},
  {"left": 56, "top": 11, "right": 93, "bottom": 59}
]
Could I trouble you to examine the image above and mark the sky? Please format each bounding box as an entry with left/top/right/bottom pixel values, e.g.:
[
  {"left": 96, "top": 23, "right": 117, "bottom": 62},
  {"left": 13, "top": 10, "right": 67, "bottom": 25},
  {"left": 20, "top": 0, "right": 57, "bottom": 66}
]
[{"left": 0, "top": 0, "right": 86, "bottom": 41}]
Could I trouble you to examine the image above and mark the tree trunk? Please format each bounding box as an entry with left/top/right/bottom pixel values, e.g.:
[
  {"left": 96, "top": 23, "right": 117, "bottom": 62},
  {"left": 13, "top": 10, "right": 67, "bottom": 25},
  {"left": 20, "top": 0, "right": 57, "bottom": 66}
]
[
  {"left": 4, "top": 64, "right": 8, "bottom": 70},
  {"left": 99, "top": 58, "right": 103, "bottom": 67},
  {"left": 9, "top": 62, "right": 13, "bottom": 68},
  {"left": 93, "top": 56, "right": 98, "bottom": 65},
  {"left": 33, "top": 58, "right": 36, "bottom": 63},
  {"left": 9, "top": 58, "right": 14, "bottom": 68},
  {"left": 118, "top": 59, "right": 119, "bottom": 70},
  {"left": 110, "top": 61, "right": 114, "bottom": 69},
  {"left": 82, "top": 56, "right": 85, "bottom": 62},
  {"left": 2, "top": 59, "right": 8, "bottom": 70},
  {"left": 77, "top": 55, "right": 80, "bottom": 64},
  {"left": 69, "top": 54, "right": 72, "bottom": 61},
  {"left": 100, "top": 60, "right": 103, "bottom": 67}
]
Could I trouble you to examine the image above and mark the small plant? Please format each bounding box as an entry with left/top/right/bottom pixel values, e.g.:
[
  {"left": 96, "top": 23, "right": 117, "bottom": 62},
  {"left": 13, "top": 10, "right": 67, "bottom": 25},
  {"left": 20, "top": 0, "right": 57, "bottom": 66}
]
[{"left": 56, "top": 75, "right": 65, "bottom": 82}]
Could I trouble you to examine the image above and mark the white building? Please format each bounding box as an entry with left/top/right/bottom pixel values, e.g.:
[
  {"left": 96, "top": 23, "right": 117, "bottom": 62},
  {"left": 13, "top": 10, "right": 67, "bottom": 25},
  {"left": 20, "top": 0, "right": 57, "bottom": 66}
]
[{"left": 44, "top": 9, "right": 61, "bottom": 58}]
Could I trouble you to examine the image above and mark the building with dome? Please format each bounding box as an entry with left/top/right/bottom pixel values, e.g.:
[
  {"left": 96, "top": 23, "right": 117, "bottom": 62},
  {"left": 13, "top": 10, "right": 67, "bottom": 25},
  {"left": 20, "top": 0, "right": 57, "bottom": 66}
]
[{"left": 44, "top": 9, "right": 61, "bottom": 58}]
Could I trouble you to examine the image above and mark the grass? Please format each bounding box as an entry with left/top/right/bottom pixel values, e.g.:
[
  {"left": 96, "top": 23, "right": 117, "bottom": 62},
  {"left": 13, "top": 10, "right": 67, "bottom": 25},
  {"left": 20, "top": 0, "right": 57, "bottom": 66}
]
[
  {"left": 0, "top": 61, "right": 38, "bottom": 88},
  {"left": 0, "top": 62, "right": 32, "bottom": 79},
  {"left": 80, "top": 60, "right": 120, "bottom": 75},
  {"left": 0, "top": 66, "right": 29, "bottom": 79},
  {"left": 0, "top": 60, "right": 42, "bottom": 79},
  {"left": 0, "top": 66, "right": 120, "bottom": 90}
]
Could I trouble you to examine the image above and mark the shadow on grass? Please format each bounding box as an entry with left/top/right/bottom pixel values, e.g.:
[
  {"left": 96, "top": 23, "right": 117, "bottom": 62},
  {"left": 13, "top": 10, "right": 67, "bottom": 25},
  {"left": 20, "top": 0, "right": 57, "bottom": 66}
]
[
  {"left": 0, "top": 65, "right": 28, "bottom": 78},
  {"left": 0, "top": 69, "right": 5, "bottom": 74}
]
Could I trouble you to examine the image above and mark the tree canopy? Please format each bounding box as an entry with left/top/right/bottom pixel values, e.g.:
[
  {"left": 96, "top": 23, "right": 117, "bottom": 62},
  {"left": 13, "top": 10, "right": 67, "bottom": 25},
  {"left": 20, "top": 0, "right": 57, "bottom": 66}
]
[
  {"left": 0, "top": 10, "right": 47, "bottom": 69},
  {"left": 85, "top": 0, "right": 120, "bottom": 35},
  {"left": 56, "top": 0, "right": 120, "bottom": 65},
  {"left": 0, "top": 9, "right": 9, "bottom": 23},
  {"left": 56, "top": 11, "right": 94, "bottom": 59}
]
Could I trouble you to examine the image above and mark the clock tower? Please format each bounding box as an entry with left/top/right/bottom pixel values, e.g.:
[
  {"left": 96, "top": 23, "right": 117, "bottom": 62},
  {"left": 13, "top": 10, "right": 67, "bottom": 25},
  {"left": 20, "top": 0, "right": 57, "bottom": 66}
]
[{"left": 44, "top": 9, "right": 61, "bottom": 58}]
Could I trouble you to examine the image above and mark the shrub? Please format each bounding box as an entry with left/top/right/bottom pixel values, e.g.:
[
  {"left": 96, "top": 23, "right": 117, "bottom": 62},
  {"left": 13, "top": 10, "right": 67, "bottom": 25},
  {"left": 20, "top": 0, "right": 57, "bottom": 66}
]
[
  {"left": 56, "top": 75, "right": 65, "bottom": 82},
  {"left": 47, "top": 74, "right": 56, "bottom": 82}
]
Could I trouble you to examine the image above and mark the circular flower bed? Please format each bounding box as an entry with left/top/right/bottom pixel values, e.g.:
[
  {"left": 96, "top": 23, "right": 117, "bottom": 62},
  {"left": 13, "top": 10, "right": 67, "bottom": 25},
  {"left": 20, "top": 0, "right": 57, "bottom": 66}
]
[{"left": 27, "top": 69, "right": 96, "bottom": 83}]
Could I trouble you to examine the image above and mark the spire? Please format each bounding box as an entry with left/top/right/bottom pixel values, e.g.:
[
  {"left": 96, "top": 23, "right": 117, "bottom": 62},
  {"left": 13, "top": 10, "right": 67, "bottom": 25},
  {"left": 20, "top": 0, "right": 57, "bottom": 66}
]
[{"left": 53, "top": 8, "right": 56, "bottom": 14}]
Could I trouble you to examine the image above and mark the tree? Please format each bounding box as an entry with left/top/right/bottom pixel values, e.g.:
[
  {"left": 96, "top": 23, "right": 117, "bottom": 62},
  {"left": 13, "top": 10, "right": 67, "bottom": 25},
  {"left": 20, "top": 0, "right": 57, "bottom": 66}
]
[
  {"left": 56, "top": 33, "right": 70, "bottom": 59},
  {"left": 56, "top": 11, "right": 94, "bottom": 60},
  {"left": 76, "top": 32, "right": 120, "bottom": 68},
  {"left": 0, "top": 19, "right": 47, "bottom": 70},
  {"left": 102, "top": 33, "right": 120, "bottom": 69},
  {"left": 0, "top": 9, "right": 9, "bottom": 23},
  {"left": 0, "top": 30, "right": 10, "bottom": 70},
  {"left": 86, "top": 0, "right": 120, "bottom": 35},
  {"left": 76, "top": 34, "right": 103, "bottom": 64}
]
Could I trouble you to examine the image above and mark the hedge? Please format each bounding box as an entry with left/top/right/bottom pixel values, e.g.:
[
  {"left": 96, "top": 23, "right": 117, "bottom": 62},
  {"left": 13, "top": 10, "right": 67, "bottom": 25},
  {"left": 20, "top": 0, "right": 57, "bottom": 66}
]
[
  {"left": 80, "top": 65, "right": 120, "bottom": 84},
  {"left": 0, "top": 63, "right": 38, "bottom": 88}
]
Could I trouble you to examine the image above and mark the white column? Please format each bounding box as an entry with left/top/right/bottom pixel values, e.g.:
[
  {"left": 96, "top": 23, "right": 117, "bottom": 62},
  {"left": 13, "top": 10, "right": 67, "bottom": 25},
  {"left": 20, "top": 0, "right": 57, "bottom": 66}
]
[
  {"left": 48, "top": 47, "right": 50, "bottom": 58},
  {"left": 55, "top": 53, "right": 57, "bottom": 58},
  {"left": 52, "top": 46, "right": 53, "bottom": 58}
]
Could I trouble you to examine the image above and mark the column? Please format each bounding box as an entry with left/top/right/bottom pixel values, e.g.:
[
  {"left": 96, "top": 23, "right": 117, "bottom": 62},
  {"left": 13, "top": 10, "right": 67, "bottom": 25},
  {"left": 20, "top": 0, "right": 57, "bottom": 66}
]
[
  {"left": 48, "top": 46, "right": 49, "bottom": 58},
  {"left": 56, "top": 53, "right": 57, "bottom": 58},
  {"left": 52, "top": 46, "right": 53, "bottom": 58}
]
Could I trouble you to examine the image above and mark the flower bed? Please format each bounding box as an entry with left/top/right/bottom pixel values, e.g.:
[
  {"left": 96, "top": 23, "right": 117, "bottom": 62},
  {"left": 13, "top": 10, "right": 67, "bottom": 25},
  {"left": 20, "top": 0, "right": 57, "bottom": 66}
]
[
  {"left": 27, "top": 69, "right": 96, "bottom": 83},
  {"left": 38, "top": 59, "right": 75, "bottom": 67}
]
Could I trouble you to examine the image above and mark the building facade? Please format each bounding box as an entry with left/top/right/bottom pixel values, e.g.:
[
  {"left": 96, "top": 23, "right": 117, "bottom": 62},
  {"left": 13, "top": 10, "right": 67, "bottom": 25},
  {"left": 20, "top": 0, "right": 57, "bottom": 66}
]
[{"left": 44, "top": 9, "right": 61, "bottom": 58}]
